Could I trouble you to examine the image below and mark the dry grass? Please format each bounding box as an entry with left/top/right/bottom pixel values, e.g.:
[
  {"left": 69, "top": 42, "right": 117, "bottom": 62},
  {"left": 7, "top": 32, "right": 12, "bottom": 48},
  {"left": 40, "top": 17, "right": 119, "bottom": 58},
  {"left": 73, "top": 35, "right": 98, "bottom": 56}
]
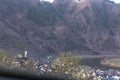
[
  {"left": 101, "top": 57, "right": 120, "bottom": 68},
  {"left": 107, "top": 58, "right": 120, "bottom": 66}
]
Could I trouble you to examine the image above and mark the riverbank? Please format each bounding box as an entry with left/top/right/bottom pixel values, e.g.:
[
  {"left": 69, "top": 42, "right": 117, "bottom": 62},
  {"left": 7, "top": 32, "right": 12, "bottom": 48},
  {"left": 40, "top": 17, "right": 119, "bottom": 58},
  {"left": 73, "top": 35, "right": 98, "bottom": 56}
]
[{"left": 101, "top": 57, "right": 120, "bottom": 69}]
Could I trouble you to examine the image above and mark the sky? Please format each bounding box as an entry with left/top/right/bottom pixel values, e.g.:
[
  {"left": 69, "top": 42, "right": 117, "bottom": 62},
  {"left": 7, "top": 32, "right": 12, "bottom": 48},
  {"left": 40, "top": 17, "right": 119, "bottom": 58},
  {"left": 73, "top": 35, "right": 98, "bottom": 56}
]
[
  {"left": 43, "top": 0, "right": 120, "bottom": 3},
  {"left": 42, "top": 0, "right": 54, "bottom": 3},
  {"left": 111, "top": 0, "right": 120, "bottom": 3}
]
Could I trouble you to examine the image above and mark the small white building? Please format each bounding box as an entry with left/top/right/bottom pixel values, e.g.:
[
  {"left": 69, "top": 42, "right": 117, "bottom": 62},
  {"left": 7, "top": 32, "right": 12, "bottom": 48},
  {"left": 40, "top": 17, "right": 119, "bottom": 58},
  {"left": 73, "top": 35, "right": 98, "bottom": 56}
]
[{"left": 24, "top": 50, "right": 28, "bottom": 58}]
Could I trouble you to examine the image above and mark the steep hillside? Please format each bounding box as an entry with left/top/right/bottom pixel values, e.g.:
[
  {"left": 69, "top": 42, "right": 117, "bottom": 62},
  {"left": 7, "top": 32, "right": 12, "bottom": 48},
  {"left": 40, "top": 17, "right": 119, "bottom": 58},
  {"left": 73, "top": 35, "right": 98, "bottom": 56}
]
[{"left": 0, "top": 0, "right": 120, "bottom": 57}]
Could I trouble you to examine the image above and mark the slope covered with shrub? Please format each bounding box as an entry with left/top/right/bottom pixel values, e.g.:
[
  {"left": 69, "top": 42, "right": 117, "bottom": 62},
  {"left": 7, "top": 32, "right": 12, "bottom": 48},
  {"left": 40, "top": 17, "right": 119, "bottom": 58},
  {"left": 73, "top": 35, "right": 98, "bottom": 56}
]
[{"left": 0, "top": 0, "right": 120, "bottom": 56}]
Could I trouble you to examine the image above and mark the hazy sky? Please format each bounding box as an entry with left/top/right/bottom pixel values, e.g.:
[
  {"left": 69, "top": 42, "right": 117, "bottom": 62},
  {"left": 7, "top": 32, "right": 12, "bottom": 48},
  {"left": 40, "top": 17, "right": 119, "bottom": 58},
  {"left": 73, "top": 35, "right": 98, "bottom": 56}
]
[
  {"left": 111, "top": 0, "right": 120, "bottom": 3},
  {"left": 43, "top": 0, "right": 120, "bottom": 3},
  {"left": 42, "top": 0, "right": 54, "bottom": 3}
]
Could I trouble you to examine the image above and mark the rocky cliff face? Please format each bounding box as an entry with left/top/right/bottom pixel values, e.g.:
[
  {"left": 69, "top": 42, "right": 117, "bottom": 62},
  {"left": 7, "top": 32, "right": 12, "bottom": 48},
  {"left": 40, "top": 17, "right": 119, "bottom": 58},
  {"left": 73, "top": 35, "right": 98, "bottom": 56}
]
[{"left": 0, "top": 0, "right": 120, "bottom": 57}]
